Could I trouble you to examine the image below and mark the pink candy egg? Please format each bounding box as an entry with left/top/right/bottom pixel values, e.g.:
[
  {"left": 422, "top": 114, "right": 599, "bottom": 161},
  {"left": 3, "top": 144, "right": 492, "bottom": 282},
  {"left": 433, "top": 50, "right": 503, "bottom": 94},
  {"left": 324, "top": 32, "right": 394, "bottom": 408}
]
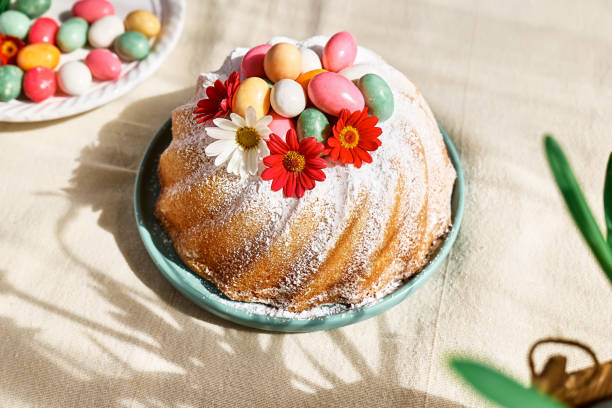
[
  {"left": 85, "top": 49, "right": 122, "bottom": 80},
  {"left": 71, "top": 0, "right": 115, "bottom": 23},
  {"left": 240, "top": 43, "right": 271, "bottom": 79},
  {"left": 307, "top": 72, "right": 364, "bottom": 116},
  {"left": 28, "top": 17, "right": 59, "bottom": 44},
  {"left": 268, "top": 111, "right": 295, "bottom": 137},
  {"left": 322, "top": 31, "right": 357, "bottom": 72},
  {"left": 23, "top": 66, "right": 56, "bottom": 102}
]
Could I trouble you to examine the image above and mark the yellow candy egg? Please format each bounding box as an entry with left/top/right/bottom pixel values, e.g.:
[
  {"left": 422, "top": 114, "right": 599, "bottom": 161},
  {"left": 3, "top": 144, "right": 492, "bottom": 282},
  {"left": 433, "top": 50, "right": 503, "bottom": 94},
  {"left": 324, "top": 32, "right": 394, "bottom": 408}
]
[
  {"left": 231, "top": 77, "right": 271, "bottom": 119},
  {"left": 263, "top": 42, "right": 301, "bottom": 83},
  {"left": 124, "top": 10, "right": 160, "bottom": 38},
  {"left": 17, "top": 43, "right": 60, "bottom": 71}
]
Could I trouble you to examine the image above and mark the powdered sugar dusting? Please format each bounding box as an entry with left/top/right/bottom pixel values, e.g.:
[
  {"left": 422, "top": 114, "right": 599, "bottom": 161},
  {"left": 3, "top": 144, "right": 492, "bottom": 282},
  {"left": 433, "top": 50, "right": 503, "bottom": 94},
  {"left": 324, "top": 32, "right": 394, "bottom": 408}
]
[{"left": 155, "top": 36, "right": 456, "bottom": 317}]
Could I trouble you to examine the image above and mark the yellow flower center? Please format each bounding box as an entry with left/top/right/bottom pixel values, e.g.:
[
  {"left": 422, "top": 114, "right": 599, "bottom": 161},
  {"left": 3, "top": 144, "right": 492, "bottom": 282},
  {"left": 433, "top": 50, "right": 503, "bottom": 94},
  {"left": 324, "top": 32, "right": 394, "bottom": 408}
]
[
  {"left": 1, "top": 41, "right": 18, "bottom": 58},
  {"left": 339, "top": 126, "right": 359, "bottom": 149},
  {"left": 235, "top": 126, "right": 261, "bottom": 150},
  {"left": 282, "top": 151, "right": 306, "bottom": 173}
]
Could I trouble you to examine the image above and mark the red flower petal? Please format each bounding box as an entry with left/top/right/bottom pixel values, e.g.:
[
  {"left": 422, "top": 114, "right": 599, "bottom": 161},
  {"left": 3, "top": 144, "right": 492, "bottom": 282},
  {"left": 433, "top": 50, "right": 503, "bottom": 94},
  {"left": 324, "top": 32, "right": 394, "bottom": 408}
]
[
  {"left": 263, "top": 154, "right": 283, "bottom": 167},
  {"left": 303, "top": 167, "right": 326, "bottom": 182},
  {"left": 284, "top": 173, "right": 297, "bottom": 197},
  {"left": 286, "top": 129, "right": 299, "bottom": 151},
  {"left": 271, "top": 170, "right": 289, "bottom": 191},
  {"left": 295, "top": 176, "right": 306, "bottom": 198},
  {"left": 339, "top": 147, "right": 353, "bottom": 164},
  {"left": 306, "top": 156, "right": 327, "bottom": 169},
  {"left": 355, "top": 147, "right": 373, "bottom": 163}
]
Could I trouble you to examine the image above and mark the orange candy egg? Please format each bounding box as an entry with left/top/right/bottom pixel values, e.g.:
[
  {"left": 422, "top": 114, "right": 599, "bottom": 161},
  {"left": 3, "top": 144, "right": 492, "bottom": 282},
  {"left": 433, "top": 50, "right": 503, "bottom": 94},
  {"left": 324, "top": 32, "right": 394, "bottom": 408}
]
[
  {"left": 263, "top": 42, "right": 301, "bottom": 83},
  {"left": 231, "top": 77, "right": 271, "bottom": 119},
  {"left": 17, "top": 43, "right": 60, "bottom": 71},
  {"left": 296, "top": 69, "right": 327, "bottom": 95}
]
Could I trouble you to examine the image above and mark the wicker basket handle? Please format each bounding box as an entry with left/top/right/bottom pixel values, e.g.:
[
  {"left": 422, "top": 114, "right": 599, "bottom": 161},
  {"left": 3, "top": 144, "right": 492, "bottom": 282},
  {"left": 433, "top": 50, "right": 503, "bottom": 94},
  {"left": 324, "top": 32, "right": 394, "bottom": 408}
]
[{"left": 528, "top": 337, "right": 600, "bottom": 388}]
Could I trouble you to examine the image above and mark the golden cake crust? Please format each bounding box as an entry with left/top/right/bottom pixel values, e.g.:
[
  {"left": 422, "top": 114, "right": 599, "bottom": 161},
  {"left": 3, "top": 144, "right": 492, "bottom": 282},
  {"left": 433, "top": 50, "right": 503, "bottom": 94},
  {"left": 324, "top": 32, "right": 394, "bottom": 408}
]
[{"left": 155, "top": 36, "right": 456, "bottom": 312}]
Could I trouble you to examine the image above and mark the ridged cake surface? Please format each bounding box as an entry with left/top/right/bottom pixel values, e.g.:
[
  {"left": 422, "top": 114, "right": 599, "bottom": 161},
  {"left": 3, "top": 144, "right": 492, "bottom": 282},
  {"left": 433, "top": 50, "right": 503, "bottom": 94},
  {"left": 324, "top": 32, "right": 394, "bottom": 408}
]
[{"left": 155, "top": 36, "right": 456, "bottom": 312}]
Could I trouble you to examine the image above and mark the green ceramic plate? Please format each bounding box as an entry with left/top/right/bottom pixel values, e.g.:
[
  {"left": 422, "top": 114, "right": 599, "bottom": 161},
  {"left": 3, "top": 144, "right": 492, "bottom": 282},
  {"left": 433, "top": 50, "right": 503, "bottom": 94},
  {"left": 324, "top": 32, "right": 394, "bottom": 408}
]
[{"left": 134, "top": 118, "right": 465, "bottom": 332}]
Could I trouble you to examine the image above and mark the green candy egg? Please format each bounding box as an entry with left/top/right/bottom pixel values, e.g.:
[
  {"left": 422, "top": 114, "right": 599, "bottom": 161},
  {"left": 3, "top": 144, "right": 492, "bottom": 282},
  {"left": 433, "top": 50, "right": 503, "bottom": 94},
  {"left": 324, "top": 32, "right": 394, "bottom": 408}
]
[
  {"left": 56, "top": 17, "right": 88, "bottom": 53},
  {"left": 297, "top": 108, "right": 331, "bottom": 144},
  {"left": 114, "top": 31, "right": 150, "bottom": 62},
  {"left": 357, "top": 73, "right": 394, "bottom": 122},
  {"left": 0, "top": 65, "right": 24, "bottom": 101},
  {"left": 15, "top": 0, "right": 51, "bottom": 18},
  {"left": 0, "top": 10, "right": 31, "bottom": 40}
]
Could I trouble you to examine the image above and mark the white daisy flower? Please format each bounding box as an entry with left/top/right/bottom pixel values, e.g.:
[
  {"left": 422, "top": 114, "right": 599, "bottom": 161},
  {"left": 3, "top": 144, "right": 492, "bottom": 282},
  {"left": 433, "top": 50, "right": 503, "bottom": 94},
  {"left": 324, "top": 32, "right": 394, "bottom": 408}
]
[{"left": 204, "top": 106, "right": 272, "bottom": 179}]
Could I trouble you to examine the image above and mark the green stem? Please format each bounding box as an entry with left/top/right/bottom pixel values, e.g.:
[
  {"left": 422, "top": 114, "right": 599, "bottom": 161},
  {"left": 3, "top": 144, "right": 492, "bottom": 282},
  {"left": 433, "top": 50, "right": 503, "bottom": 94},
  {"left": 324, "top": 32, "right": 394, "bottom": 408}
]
[{"left": 544, "top": 136, "right": 612, "bottom": 285}]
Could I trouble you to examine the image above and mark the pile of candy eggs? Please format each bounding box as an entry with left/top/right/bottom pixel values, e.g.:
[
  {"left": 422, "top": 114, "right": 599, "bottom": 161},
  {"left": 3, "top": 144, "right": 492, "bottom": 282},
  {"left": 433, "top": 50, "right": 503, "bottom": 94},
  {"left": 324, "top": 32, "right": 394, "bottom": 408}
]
[
  {"left": 236, "top": 31, "right": 395, "bottom": 144},
  {"left": 0, "top": 0, "right": 161, "bottom": 103}
]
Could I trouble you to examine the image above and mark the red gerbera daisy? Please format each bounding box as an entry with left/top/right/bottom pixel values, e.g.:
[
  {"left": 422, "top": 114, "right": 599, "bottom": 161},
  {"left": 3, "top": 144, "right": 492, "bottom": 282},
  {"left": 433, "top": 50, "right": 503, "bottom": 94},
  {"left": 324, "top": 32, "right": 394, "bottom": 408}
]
[
  {"left": 324, "top": 107, "right": 383, "bottom": 168},
  {"left": 261, "top": 129, "right": 327, "bottom": 198},
  {"left": 0, "top": 34, "right": 25, "bottom": 66},
  {"left": 193, "top": 71, "right": 240, "bottom": 124}
]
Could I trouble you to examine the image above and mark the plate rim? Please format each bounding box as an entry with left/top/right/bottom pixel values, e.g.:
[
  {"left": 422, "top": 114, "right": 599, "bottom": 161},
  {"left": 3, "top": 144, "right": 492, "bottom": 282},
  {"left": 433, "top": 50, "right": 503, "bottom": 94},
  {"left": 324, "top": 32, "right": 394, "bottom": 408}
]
[
  {"left": 134, "top": 118, "right": 465, "bottom": 332},
  {"left": 0, "top": 0, "right": 186, "bottom": 123}
]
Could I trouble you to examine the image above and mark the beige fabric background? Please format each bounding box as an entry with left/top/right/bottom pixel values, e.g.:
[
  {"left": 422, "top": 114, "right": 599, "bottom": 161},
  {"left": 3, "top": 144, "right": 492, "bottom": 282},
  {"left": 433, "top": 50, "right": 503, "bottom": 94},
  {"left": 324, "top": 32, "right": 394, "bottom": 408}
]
[{"left": 1, "top": 0, "right": 612, "bottom": 406}]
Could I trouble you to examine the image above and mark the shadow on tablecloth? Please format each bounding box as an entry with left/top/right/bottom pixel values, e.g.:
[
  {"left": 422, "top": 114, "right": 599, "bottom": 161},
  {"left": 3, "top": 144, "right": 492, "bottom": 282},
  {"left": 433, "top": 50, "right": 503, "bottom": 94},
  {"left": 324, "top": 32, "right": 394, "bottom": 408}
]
[{"left": 0, "top": 90, "right": 467, "bottom": 407}]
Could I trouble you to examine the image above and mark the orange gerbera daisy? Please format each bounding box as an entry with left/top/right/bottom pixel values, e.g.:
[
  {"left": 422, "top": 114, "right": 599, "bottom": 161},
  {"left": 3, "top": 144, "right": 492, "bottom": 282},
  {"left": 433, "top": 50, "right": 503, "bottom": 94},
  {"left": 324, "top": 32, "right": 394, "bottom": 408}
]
[
  {"left": 324, "top": 107, "right": 382, "bottom": 168},
  {"left": 0, "top": 34, "right": 25, "bottom": 66}
]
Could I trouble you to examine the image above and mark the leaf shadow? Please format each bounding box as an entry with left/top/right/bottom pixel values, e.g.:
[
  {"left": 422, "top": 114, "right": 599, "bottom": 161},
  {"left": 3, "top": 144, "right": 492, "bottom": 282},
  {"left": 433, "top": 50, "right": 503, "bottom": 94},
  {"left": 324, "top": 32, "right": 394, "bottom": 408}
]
[{"left": 1, "top": 90, "right": 466, "bottom": 407}]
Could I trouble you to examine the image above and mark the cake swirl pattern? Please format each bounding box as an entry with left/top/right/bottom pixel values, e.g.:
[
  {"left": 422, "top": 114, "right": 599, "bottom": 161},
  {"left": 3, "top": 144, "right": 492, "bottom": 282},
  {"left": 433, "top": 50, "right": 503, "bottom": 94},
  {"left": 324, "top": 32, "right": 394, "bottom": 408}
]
[{"left": 155, "top": 34, "right": 456, "bottom": 312}]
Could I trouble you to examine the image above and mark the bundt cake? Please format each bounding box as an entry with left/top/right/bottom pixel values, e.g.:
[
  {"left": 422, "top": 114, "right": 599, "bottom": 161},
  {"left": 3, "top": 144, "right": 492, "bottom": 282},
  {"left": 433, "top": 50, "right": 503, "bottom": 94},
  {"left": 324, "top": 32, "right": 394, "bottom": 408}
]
[{"left": 155, "top": 34, "right": 456, "bottom": 312}]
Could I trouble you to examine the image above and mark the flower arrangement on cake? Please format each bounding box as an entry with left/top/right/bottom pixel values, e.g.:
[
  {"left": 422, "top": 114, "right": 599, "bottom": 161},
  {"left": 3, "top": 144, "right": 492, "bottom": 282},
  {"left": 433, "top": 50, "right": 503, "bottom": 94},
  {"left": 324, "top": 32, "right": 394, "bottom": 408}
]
[{"left": 192, "top": 31, "right": 392, "bottom": 199}]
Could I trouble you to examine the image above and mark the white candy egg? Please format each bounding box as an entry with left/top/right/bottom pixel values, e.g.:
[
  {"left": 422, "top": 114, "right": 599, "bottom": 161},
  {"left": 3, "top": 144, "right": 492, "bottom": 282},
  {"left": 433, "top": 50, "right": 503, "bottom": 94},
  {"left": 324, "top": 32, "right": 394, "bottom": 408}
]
[
  {"left": 338, "top": 63, "right": 384, "bottom": 82},
  {"left": 300, "top": 47, "right": 322, "bottom": 73},
  {"left": 270, "top": 79, "right": 306, "bottom": 118},
  {"left": 57, "top": 61, "right": 92, "bottom": 96},
  {"left": 88, "top": 15, "right": 125, "bottom": 49}
]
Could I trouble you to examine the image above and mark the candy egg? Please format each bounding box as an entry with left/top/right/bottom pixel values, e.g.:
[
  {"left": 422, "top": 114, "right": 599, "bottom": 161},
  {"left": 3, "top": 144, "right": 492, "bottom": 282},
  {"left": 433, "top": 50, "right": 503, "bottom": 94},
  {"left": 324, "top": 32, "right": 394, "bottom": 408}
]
[
  {"left": 17, "top": 43, "right": 60, "bottom": 71},
  {"left": 0, "top": 10, "right": 31, "bottom": 39},
  {"left": 0, "top": 65, "right": 24, "bottom": 101},
  {"left": 322, "top": 31, "right": 357, "bottom": 72},
  {"left": 88, "top": 15, "right": 124, "bottom": 48},
  {"left": 267, "top": 111, "right": 295, "bottom": 137},
  {"left": 124, "top": 10, "right": 160, "bottom": 39},
  {"left": 15, "top": 0, "right": 51, "bottom": 18},
  {"left": 28, "top": 17, "right": 59, "bottom": 44},
  {"left": 339, "top": 63, "right": 384, "bottom": 82},
  {"left": 300, "top": 47, "right": 321, "bottom": 72},
  {"left": 231, "top": 76, "right": 270, "bottom": 119},
  {"left": 23, "top": 66, "right": 55, "bottom": 102},
  {"left": 71, "top": 0, "right": 115, "bottom": 24},
  {"left": 297, "top": 108, "right": 331, "bottom": 144},
  {"left": 295, "top": 68, "right": 326, "bottom": 95},
  {"left": 240, "top": 43, "right": 271, "bottom": 79},
  {"left": 57, "top": 61, "right": 92, "bottom": 96},
  {"left": 270, "top": 79, "right": 305, "bottom": 118},
  {"left": 263, "top": 42, "right": 301, "bottom": 83},
  {"left": 357, "top": 73, "right": 394, "bottom": 121},
  {"left": 85, "top": 49, "right": 121, "bottom": 80},
  {"left": 56, "top": 17, "right": 89, "bottom": 53},
  {"left": 307, "top": 72, "right": 364, "bottom": 116},
  {"left": 114, "top": 31, "right": 149, "bottom": 61}
]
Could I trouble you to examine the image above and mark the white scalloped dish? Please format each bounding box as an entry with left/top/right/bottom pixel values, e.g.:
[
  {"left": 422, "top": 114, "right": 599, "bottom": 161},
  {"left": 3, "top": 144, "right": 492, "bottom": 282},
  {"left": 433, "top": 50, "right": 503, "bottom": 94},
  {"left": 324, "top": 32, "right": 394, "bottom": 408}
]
[{"left": 0, "top": 0, "right": 184, "bottom": 122}]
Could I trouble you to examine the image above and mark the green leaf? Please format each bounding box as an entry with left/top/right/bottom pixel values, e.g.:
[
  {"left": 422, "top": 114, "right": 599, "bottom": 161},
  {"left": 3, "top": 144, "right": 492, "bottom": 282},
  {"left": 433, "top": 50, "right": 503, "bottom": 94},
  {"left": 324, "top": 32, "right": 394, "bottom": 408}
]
[
  {"left": 605, "top": 153, "right": 612, "bottom": 249},
  {"left": 544, "top": 135, "right": 612, "bottom": 285},
  {"left": 450, "top": 358, "right": 567, "bottom": 408},
  {"left": 0, "top": 0, "right": 8, "bottom": 13}
]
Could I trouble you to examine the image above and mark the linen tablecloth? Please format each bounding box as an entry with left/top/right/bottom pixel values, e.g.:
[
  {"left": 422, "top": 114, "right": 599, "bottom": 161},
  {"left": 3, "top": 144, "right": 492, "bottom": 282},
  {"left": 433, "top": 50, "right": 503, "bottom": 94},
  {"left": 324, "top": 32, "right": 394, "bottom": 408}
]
[{"left": 2, "top": 1, "right": 611, "bottom": 406}]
